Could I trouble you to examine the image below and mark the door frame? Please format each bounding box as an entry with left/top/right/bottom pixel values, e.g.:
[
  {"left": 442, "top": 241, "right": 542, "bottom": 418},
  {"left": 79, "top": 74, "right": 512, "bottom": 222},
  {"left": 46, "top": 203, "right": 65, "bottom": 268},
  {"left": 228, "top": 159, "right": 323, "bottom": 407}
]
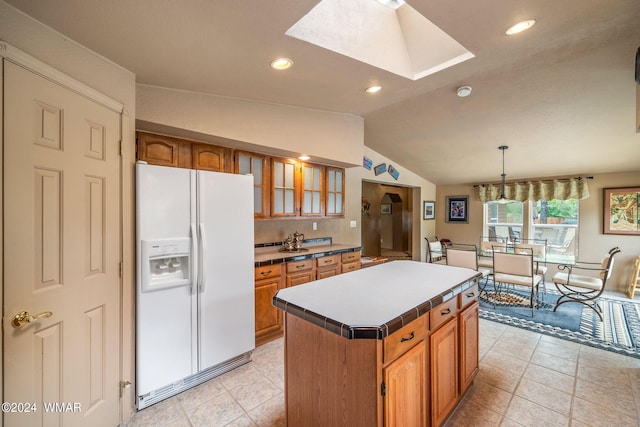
[{"left": 0, "top": 41, "right": 133, "bottom": 423}]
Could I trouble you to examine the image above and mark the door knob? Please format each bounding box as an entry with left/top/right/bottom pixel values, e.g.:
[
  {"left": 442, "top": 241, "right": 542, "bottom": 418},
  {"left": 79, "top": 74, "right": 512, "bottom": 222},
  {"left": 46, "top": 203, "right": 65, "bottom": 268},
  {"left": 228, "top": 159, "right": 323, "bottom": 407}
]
[{"left": 12, "top": 310, "right": 53, "bottom": 328}]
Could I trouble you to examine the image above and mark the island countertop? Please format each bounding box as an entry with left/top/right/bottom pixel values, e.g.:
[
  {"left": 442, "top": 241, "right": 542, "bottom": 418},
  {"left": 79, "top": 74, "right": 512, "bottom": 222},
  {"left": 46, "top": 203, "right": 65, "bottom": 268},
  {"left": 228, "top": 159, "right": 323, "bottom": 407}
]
[{"left": 273, "top": 260, "right": 480, "bottom": 340}]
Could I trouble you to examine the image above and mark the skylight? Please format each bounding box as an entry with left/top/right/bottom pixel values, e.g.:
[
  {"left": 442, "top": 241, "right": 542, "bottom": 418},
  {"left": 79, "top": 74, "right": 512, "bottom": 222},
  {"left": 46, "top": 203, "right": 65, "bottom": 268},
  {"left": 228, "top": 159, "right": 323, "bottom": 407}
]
[{"left": 286, "top": 0, "right": 474, "bottom": 81}]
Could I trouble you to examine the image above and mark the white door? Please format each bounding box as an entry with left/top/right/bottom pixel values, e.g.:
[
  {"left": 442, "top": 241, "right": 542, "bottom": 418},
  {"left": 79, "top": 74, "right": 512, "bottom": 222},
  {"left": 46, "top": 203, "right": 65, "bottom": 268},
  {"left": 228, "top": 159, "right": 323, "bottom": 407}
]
[{"left": 3, "top": 60, "right": 122, "bottom": 427}]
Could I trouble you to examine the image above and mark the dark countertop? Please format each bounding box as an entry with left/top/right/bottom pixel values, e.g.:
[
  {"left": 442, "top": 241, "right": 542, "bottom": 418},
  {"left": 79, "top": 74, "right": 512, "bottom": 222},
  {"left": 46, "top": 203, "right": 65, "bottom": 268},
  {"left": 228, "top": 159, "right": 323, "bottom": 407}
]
[
  {"left": 273, "top": 260, "right": 481, "bottom": 340},
  {"left": 254, "top": 243, "right": 361, "bottom": 267}
]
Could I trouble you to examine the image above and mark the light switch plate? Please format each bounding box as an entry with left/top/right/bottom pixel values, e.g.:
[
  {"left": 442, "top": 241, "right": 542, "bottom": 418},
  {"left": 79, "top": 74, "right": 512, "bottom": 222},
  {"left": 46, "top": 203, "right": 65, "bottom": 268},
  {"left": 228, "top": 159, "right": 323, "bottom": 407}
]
[
  {"left": 312, "top": 222, "right": 318, "bottom": 231},
  {"left": 350, "top": 220, "right": 357, "bottom": 228}
]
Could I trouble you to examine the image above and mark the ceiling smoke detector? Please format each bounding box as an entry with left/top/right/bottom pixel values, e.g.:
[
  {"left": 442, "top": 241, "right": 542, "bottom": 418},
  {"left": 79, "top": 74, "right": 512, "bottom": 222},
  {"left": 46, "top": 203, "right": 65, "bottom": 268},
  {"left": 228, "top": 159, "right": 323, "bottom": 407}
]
[{"left": 457, "top": 86, "right": 472, "bottom": 97}]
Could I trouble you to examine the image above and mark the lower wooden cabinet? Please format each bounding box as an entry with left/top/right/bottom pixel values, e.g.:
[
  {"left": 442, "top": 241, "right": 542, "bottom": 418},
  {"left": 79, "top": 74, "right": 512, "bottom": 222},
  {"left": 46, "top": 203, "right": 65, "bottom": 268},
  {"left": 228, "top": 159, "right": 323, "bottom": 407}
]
[
  {"left": 430, "top": 317, "right": 459, "bottom": 427},
  {"left": 341, "top": 251, "right": 361, "bottom": 273},
  {"left": 316, "top": 254, "right": 340, "bottom": 279},
  {"left": 383, "top": 341, "right": 428, "bottom": 427},
  {"left": 254, "top": 264, "right": 284, "bottom": 346},
  {"left": 286, "top": 259, "right": 315, "bottom": 287},
  {"left": 282, "top": 283, "right": 480, "bottom": 427},
  {"left": 459, "top": 301, "right": 479, "bottom": 394}
]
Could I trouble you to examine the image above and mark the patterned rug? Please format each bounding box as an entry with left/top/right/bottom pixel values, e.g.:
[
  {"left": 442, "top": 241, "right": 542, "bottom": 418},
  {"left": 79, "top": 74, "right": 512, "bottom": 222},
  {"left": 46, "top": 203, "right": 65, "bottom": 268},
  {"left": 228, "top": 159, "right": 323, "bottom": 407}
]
[{"left": 479, "top": 284, "right": 640, "bottom": 359}]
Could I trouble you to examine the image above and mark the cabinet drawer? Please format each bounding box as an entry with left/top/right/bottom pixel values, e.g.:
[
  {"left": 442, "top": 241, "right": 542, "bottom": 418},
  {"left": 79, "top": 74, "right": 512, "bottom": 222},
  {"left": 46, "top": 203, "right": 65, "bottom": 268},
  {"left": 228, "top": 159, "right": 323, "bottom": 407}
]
[
  {"left": 459, "top": 284, "right": 479, "bottom": 309},
  {"left": 316, "top": 254, "right": 339, "bottom": 268},
  {"left": 255, "top": 264, "right": 281, "bottom": 281},
  {"left": 383, "top": 315, "right": 428, "bottom": 364},
  {"left": 341, "top": 251, "right": 361, "bottom": 263},
  {"left": 341, "top": 262, "right": 360, "bottom": 273},
  {"left": 286, "top": 259, "right": 314, "bottom": 273},
  {"left": 430, "top": 298, "right": 457, "bottom": 331}
]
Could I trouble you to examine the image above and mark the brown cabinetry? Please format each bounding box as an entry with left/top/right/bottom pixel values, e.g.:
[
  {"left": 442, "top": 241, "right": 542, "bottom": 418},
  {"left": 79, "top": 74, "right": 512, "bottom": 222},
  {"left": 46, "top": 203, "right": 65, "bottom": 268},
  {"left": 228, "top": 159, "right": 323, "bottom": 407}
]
[
  {"left": 285, "top": 259, "right": 315, "bottom": 287},
  {"left": 341, "top": 251, "right": 361, "bottom": 273},
  {"left": 316, "top": 254, "right": 340, "bottom": 280},
  {"left": 254, "top": 264, "right": 284, "bottom": 346},
  {"left": 430, "top": 315, "right": 459, "bottom": 427},
  {"left": 137, "top": 132, "right": 231, "bottom": 172},
  {"left": 459, "top": 287, "right": 479, "bottom": 395}
]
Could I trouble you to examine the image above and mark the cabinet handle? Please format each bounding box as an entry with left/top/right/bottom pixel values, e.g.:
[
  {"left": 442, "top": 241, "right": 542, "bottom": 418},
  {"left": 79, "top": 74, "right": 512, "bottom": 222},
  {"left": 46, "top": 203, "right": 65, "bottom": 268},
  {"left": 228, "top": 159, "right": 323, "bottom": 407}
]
[
  {"left": 296, "top": 264, "right": 306, "bottom": 269},
  {"left": 261, "top": 270, "right": 272, "bottom": 276},
  {"left": 400, "top": 331, "right": 415, "bottom": 342},
  {"left": 441, "top": 308, "right": 451, "bottom": 316},
  {"left": 466, "top": 292, "right": 475, "bottom": 297}
]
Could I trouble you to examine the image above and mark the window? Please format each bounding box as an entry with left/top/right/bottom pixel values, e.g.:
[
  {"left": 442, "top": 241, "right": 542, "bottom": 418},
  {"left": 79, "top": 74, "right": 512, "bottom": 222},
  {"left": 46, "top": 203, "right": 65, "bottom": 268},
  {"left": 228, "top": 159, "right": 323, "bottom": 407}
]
[
  {"left": 483, "top": 201, "right": 523, "bottom": 242},
  {"left": 530, "top": 199, "right": 578, "bottom": 263}
]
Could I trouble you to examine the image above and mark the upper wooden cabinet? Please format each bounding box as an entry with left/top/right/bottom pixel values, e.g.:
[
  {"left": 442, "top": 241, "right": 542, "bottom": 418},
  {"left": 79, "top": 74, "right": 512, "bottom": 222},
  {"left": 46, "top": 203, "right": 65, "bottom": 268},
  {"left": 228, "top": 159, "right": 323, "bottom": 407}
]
[
  {"left": 235, "top": 151, "right": 270, "bottom": 218},
  {"left": 137, "top": 132, "right": 231, "bottom": 173},
  {"left": 137, "top": 132, "right": 345, "bottom": 219}
]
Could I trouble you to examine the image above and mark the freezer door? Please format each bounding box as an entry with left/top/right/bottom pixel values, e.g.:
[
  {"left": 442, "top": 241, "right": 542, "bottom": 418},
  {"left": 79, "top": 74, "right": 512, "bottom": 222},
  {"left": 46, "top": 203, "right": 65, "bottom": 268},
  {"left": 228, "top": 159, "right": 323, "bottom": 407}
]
[
  {"left": 136, "top": 163, "right": 198, "bottom": 396},
  {"left": 197, "top": 170, "right": 255, "bottom": 371}
]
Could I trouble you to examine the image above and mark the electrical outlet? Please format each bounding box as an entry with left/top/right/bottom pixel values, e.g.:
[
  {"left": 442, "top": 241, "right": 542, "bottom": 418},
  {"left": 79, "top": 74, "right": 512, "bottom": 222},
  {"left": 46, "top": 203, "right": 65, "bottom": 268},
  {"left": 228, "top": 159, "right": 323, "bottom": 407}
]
[
  {"left": 312, "top": 222, "right": 317, "bottom": 231},
  {"left": 350, "top": 220, "right": 357, "bottom": 228}
]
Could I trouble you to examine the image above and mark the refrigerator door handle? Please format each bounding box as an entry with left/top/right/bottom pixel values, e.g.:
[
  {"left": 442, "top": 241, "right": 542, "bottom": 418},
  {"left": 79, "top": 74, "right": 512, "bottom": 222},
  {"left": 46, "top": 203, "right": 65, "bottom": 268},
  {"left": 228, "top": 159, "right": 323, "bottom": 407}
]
[
  {"left": 191, "top": 223, "right": 198, "bottom": 295},
  {"left": 199, "top": 223, "right": 207, "bottom": 293}
]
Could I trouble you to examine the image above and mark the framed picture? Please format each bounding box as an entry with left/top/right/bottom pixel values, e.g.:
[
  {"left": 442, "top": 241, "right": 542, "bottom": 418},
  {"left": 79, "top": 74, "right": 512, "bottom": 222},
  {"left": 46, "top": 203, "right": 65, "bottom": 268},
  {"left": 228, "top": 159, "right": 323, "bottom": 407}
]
[
  {"left": 374, "top": 163, "right": 387, "bottom": 176},
  {"left": 381, "top": 203, "right": 392, "bottom": 214},
  {"left": 603, "top": 187, "right": 640, "bottom": 235},
  {"left": 446, "top": 196, "right": 469, "bottom": 223},
  {"left": 423, "top": 201, "right": 435, "bottom": 220}
]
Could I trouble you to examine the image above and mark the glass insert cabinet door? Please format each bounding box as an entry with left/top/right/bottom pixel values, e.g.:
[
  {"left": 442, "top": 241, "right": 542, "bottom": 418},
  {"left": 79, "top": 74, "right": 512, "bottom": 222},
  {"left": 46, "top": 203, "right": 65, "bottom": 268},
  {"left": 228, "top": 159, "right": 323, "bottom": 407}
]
[
  {"left": 236, "top": 152, "right": 267, "bottom": 217},
  {"left": 326, "top": 167, "right": 344, "bottom": 216},
  {"left": 302, "top": 164, "right": 323, "bottom": 215},
  {"left": 272, "top": 158, "right": 297, "bottom": 216}
]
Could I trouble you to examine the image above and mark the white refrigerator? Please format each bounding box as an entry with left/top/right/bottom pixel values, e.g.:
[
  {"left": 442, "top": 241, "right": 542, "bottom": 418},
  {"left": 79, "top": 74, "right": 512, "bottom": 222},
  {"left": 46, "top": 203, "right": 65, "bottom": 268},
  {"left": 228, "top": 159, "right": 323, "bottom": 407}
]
[{"left": 135, "top": 162, "right": 254, "bottom": 409}]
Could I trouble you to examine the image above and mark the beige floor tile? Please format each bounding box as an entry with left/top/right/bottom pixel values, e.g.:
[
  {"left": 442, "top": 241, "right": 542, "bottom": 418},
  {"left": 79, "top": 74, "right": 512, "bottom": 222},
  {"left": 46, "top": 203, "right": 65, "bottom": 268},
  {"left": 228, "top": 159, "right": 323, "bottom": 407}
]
[
  {"left": 186, "top": 392, "right": 246, "bottom": 427},
  {"left": 514, "top": 377, "right": 572, "bottom": 416},
  {"left": 574, "top": 378, "right": 637, "bottom": 418},
  {"left": 491, "top": 339, "right": 537, "bottom": 362},
  {"left": 224, "top": 414, "right": 257, "bottom": 427},
  {"left": 534, "top": 339, "right": 580, "bottom": 361},
  {"left": 464, "top": 379, "right": 513, "bottom": 414},
  {"left": 128, "top": 397, "right": 187, "bottom": 427},
  {"left": 476, "top": 362, "right": 522, "bottom": 393},
  {"left": 227, "top": 374, "right": 281, "bottom": 412},
  {"left": 481, "top": 348, "right": 530, "bottom": 377},
  {"left": 175, "top": 377, "right": 226, "bottom": 412},
  {"left": 530, "top": 350, "right": 577, "bottom": 376},
  {"left": 444, "top": 397, "right": 504, "bottom": 426},
  {"left": 247, "top": 394, "right": 286, "bottom": 427},
  {"left": 504, "top": 395, "right": 569, "bottom": 427},
  {"left": 522, "top": 363, "right": 575, "bottom": 394},
  {"left": 571, "top": 396, "right": 639, "bottom": 427}
]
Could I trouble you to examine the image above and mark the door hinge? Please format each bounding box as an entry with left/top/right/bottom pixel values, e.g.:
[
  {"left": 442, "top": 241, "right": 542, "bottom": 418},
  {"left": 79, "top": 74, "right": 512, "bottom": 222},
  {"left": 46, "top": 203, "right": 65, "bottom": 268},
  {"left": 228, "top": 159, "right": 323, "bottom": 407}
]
[
  {"left": 381, "top": 381, "right": 386, "bottom": 396},
  {"left": 119, "top": 262, "right": 123, "bottom": 278},
  {"left": 120, "top": 380, "right": 131, "bottom": 398}
]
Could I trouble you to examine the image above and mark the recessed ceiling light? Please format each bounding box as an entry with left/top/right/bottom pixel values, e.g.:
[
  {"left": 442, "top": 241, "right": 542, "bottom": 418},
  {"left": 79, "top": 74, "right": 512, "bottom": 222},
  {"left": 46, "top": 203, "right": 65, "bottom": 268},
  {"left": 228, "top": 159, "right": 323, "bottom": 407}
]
[
  {"left": 457, "top": 86, "right": 472, "bottom": 97},
  {"left": 298, "top": 155, "right": 310, "bottom": 161},
  {"left": 365, "top": 85, "right": 382, "bottom": 94},
  {"left": 505, "top": 19, "right": 536, "bottom": 35},
  {"left": 270, "top": 58, "right": 294, "bottom": 70}
]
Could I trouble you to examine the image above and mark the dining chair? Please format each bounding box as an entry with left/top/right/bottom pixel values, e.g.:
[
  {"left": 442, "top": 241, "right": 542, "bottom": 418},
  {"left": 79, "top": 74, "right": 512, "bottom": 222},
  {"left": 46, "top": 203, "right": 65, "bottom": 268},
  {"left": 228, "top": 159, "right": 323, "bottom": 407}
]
[
  {"left": 477, "top": 239, "right": 506, "bottom": 270},
  {"left": 446, "top": 244, "right": 492, "bottom": 293},
  {"left": 552, "top": 247, "right": 620, "bottom": 322},
  {"left": 515, "top": 239, "right": 548, "bottom": 298},
  {"left": 492, "top": 247, "right": 542, "bottom": 317},
  {"left": 425, "top": 237, "right": 446, "bottom": 264}
]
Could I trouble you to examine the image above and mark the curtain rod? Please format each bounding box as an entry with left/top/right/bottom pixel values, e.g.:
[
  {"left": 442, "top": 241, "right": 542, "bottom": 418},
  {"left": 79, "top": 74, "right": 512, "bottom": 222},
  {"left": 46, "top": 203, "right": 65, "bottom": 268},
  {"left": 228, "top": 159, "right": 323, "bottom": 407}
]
[{"left": 473, "top": 176, "right": 593, "bottom": 188}]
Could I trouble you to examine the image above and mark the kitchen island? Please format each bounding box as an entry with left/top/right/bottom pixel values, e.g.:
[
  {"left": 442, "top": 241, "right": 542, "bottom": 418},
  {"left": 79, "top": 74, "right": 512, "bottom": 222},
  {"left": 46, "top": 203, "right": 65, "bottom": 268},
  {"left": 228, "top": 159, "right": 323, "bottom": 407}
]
[{"left": 273, "top": 260, "right": 481, "bottom": 427}]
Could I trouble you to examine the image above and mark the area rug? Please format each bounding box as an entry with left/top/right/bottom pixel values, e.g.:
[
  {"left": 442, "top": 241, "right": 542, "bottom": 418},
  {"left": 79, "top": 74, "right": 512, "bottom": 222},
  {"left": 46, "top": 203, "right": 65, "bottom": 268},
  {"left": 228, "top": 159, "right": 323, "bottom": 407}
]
[{"left": 478, "top": 284, "right": 640, "bottom": 359}]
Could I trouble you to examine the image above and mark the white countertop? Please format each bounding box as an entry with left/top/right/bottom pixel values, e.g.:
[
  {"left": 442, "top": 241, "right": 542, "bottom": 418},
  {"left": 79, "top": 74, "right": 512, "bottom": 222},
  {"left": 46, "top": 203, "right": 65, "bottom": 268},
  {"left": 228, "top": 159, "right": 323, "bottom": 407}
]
[{"left": 273, "top": 260, "right": 480, "bottom": 338}]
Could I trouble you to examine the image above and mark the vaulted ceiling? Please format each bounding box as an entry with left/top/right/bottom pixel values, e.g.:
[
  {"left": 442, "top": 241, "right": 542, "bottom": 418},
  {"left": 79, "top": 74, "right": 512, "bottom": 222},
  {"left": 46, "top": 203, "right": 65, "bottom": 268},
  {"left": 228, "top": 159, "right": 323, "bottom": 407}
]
[{"left": 7, "top": 0, "right": 640, "bottom": 184}]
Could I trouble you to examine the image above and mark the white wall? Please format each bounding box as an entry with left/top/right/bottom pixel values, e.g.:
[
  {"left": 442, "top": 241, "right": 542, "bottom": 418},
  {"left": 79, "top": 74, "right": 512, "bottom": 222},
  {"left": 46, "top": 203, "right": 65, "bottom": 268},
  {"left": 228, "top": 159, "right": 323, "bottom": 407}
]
[{"left": 136, "top": 84, "right": 364, "bottom": 167}]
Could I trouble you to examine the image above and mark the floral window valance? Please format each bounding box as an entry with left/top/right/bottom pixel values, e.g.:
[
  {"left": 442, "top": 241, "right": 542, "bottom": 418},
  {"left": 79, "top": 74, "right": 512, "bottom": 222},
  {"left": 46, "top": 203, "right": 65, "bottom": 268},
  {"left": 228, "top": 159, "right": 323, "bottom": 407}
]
[{"left": 477, "top": 178, "right": 590, "bottom": 202}]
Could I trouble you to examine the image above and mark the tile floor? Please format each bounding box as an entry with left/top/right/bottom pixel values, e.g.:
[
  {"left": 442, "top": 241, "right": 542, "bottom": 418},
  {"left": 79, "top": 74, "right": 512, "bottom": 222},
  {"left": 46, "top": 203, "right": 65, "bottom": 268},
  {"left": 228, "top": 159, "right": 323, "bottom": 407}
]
[{"left": 125, "top": 319, "right": 640, "bottom": 427}]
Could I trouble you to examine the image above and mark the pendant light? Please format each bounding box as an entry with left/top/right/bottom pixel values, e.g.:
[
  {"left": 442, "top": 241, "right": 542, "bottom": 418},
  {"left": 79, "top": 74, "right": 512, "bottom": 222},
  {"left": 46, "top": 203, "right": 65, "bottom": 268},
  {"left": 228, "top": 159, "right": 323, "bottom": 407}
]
[{"left": 497, "top": 145, "right": 509, "bottom": 203}]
